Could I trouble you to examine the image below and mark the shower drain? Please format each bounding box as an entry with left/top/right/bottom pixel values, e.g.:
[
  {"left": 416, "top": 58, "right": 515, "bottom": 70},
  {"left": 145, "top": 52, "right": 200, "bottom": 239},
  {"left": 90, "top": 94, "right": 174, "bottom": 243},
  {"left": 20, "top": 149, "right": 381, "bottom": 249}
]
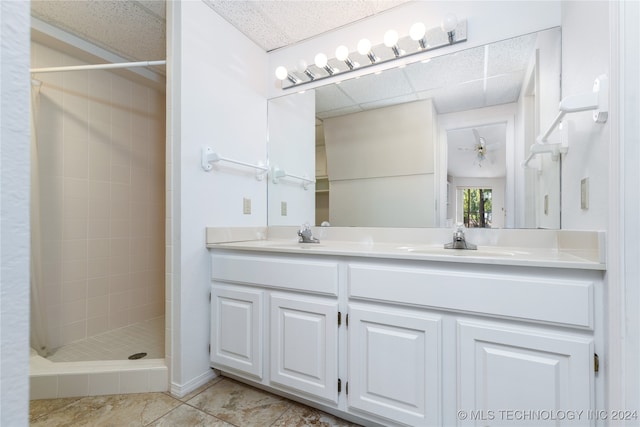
[{"left": 128, "top": 352, "right": 147, "bottom": 360}]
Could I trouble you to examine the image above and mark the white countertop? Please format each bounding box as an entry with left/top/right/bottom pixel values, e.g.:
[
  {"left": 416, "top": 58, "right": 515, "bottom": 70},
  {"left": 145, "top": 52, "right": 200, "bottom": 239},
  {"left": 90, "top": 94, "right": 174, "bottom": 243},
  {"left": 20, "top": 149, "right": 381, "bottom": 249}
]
[{"left": 207, "top": 232, "right": 606, "bottom": 271}]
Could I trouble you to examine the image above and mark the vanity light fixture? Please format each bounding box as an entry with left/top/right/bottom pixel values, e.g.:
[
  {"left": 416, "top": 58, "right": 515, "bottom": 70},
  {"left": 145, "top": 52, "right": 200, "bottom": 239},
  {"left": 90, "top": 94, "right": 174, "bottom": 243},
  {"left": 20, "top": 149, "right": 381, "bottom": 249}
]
[
  {"left": 274, "top": 14, "right": 467, "bottom": 89},
  {"left": 335, "top": 45, "right": 358, "bottom": 70},
  {"left": 275, "top": 66, "right": 299, "bottom": 84},
  {"left": 296, "top": 60, "right": 316, "bottom": 80},
  {"left": 410, "top": 22, "right": 427, "bottom": 49},
  {"left": 384, "top": 29, "right": 404, "bottom": 57},
  {"left": 357, "top": 38, "right": 379, "bottom": 64},
  {"left": 314, "top": 53, "right": 337, "bottom": 76},
  {"left": 441, "top": 13, "right": 458, "bottom": 44}
]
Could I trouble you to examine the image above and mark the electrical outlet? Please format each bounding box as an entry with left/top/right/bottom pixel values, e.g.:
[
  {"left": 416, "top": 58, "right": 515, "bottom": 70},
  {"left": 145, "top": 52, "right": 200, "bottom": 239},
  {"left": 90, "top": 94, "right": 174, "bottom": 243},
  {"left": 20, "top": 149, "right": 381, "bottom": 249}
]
[
  {"left": 581, "top": 178, "right": 589, "bottom": 210},
  {"left": 281, "top": 201, "right": 287, "bottom": 216},
  {"left": 243, "top": 198, "right": 251, "bottom": 215}
]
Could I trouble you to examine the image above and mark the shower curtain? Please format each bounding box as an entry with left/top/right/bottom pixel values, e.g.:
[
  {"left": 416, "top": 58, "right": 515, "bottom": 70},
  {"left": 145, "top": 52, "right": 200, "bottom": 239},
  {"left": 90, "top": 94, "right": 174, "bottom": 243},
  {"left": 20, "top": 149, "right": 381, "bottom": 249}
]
[{"left": 30, "top": 79, "right": 50, "bottom": 357}]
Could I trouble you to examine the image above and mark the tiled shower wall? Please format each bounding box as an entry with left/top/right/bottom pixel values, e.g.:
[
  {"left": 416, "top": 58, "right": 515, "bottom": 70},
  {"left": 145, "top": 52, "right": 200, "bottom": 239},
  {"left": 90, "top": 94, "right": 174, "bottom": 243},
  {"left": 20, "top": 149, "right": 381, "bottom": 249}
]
[{"left": 31, "top": 41, "right": 165, "bottom": 350}]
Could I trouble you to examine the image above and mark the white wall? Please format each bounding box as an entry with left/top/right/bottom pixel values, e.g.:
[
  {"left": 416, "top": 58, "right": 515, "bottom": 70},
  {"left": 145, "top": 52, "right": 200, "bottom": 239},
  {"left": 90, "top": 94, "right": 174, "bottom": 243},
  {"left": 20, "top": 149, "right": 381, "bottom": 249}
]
[
  {"left": 560, "top": 1, "right": 610, "bottom": 230},
  {"left": 607, "top": 0, "right": 640, "bottom": 414},
  {"left": 323, "top": 100, "right": 436, "bottom": 227},
  {"left": 0, "top": 1, "right": 30, "bottom": 425},
  {"left": 267, "top": 91, "right": 316, "bottom": 226},
  {"left": 168, "top": 1, "right": 268, "bottom": 395}
]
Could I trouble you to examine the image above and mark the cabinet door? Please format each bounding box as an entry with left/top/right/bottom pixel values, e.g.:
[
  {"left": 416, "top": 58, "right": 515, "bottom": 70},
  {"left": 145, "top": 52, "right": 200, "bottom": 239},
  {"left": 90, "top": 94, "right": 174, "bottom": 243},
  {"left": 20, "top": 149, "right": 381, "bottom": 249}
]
[
  {"left": 348, "top": 304, "right": 442, "bottom": 426},
  {"left": 210, "top": 285, "right": 263, "bottom": 379},
  {"left": 270, "top": 293, "right": 339, "bottom": 403},
  {"left": 458, "top": 320, "right": 594, "bottom": 426}
]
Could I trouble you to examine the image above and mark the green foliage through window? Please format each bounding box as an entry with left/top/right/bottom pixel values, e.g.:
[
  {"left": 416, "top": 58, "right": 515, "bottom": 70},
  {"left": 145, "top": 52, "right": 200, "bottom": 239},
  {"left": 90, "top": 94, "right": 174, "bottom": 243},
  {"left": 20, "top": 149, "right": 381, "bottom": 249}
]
[{"left": 462, "top": 188, "right": 492, "bottom": 228}]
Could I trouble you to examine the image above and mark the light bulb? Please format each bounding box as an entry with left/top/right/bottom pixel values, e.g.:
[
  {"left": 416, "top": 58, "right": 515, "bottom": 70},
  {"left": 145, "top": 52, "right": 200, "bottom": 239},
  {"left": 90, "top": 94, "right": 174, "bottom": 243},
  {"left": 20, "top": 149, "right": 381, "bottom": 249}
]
[
  {"left": 384, "top": 29, "right": 399, "bottom": 47},
  {"left": 357, "top": 38, "right": 378, "bottom": 63},
  {"left": 275, "top": 65, "right": 299, "bottom": 84},
  {"left": 275, "top": 66, "right": 288, "bottom": 81},
  {"left": 314, "top": 53, "right": 335, "bottom": 75},
  {"left": 409, "top": 22, "right": 426, "bottom": 41},
  {"left": 314, "top": 53, "right": 328, "bottom": 68},
  {"left": 441, "top": 13, "right": 458, "bottom": 32},
  {"left": 335, "top": 45, "right": 349, "bottom": 61},
  {"left": 335, "top": 45, "right": 357, "bottom": 70},
  {"left": 383, "top": 29, "right": 403, "bottom": 57},
  {"left": 357, "top": 38, "right": 372, "bottom": 55}
]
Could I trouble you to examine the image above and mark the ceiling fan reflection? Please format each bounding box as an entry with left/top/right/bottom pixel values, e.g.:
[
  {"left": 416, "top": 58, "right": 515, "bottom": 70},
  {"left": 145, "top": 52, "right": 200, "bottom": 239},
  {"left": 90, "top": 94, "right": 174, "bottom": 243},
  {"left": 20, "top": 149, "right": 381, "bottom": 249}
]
[{"left": 457, "top": 128, "right": 498, "bottom": 167}]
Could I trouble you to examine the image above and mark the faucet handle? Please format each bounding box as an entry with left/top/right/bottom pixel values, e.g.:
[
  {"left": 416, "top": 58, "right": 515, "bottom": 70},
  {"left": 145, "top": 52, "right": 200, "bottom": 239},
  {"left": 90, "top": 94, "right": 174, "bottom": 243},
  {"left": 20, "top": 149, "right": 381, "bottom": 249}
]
[{"left": 298, "top": 223, "right": 319, "bottom": 243}]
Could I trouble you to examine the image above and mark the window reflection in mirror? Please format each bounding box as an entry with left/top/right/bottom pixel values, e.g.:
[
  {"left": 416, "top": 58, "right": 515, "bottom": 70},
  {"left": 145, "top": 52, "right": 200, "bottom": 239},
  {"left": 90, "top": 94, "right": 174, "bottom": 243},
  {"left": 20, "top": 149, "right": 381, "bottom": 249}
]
[{"left": 459, "top": 188, "right": 493, "bottom": 228}]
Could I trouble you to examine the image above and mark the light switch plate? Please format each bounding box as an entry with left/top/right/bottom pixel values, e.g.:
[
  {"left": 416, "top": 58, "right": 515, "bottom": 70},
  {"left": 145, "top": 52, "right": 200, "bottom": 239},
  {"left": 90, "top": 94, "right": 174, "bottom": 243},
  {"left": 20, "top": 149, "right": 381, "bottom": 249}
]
[
  {"left": 281, "top": 201, "right": 287, "bottom": 216},
  {"left": 581, "top": 178, "right": 589, "bottom": 210},
  {"left": 243, "top": 198, "right": 251, "bottom": 215},
  {"left": 544, "top": 194, "right": 549, "bottom": 215}
]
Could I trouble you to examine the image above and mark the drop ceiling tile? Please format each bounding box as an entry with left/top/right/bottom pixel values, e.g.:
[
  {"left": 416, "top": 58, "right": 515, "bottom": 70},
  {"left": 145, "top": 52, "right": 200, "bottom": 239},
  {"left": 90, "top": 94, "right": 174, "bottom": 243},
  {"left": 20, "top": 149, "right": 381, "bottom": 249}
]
[
  {"left": 315, "top": 84, "right": 357, "bottom": 113},
  {"left": 404, "top": 45, "right": 486, "bottom": 92},
  {"left": 337, "top": 66, "right": 413, "bottom": 104},
  {"left": 484, "top": 72, "right": 525, "bottom": 105},
  {"left": 316, "top": 105, "right": 363, "bottom": 120},
  {"left": 32, "top": 0, "right": 166, "bottom": 61},
  {"left": 426, "top": 80, "right": 486, "bottom": 114},
  {"left": 206, "top": 0, "right": 411, "bottom": 51},
  {"left": 134, "top": 0, "right": 166, "bottom": 19},
  {"left": 360, "top": 93, "right": 419, "bottom": 110},
  {"left": 486, "top": 33, "right": 538, "bottom": 75},
  {"left": 203, "top": 0, "right": 291, "bottom": 52}
]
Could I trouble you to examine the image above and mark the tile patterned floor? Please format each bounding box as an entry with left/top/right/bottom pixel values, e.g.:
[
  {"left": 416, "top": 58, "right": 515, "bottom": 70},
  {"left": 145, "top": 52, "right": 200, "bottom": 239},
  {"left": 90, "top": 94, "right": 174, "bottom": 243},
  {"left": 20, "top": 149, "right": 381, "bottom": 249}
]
[
  {"left": 47, "top": 316, "right": 164, "bottom": 362},
  {"left": 29, "top": 376, "right": 363, "bottom": 427}
]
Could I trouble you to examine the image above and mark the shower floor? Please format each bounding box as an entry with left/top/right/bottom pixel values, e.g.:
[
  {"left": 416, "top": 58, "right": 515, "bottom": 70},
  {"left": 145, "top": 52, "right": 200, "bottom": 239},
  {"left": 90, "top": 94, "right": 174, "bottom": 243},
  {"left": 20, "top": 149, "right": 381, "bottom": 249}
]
[{"left": 47, "top": 316, "right": 164, "bottom": 362}]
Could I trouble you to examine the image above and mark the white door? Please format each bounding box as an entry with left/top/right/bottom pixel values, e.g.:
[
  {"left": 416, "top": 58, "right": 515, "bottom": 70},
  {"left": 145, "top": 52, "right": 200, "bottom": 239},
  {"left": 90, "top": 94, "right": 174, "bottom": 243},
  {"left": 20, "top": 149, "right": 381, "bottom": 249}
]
[
  {"left": 210, "top": 284, "right": 263, "bottom": 379},
  {"left": 270, "top": 293, "right": 339, "bottom": 403},
  {"left": 348, "top": 304, "right": 442, "bottom": 426},
  {"left": 458, "top": 320, "right": 594, "bottom": 426}
]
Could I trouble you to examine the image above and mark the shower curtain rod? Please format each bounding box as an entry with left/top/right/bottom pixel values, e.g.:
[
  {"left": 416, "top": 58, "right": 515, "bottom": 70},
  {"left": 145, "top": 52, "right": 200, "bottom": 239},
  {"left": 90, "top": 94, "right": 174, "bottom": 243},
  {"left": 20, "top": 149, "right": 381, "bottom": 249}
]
[{"left": 30, "top": 60, "right": 166, "bottom": 74}]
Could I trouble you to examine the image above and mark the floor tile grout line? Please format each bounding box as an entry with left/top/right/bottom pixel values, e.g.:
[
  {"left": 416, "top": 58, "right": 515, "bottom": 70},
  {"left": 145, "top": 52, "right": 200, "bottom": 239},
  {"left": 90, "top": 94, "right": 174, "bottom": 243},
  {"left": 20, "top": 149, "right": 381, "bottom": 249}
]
[
  {"left": 269, "top": 401, "right": 296, "bottom": 427},
  {"left": 179, "top": 400, "right": 245, "bottom": 427},
  {"left": 142, "top": 399, "right": 183, "bottom": 427}
]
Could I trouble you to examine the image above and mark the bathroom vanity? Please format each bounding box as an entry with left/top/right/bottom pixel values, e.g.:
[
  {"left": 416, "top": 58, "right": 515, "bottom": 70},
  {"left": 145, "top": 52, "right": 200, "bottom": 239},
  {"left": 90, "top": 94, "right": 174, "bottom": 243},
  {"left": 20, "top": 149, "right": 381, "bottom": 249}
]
[{"left": 207, "top": 227, "right": 605, "bottom": 426}]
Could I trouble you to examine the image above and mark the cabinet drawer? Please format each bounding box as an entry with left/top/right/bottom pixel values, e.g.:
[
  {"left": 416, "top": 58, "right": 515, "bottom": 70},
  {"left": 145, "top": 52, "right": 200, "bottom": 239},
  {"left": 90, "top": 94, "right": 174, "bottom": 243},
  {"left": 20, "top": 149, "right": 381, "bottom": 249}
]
[
  {"left": 212, "top": 253, "right": 339, "bottom": 296},
  {"left": 348, "top": 264, "right": 594, "bottom": 328}
]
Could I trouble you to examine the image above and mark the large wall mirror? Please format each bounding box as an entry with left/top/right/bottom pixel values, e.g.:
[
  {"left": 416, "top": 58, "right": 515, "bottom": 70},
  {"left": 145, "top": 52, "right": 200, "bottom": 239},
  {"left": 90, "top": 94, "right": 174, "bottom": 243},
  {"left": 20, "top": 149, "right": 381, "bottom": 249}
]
[{"left": 267, "top": 27, "right": 561, "bottom": 229}]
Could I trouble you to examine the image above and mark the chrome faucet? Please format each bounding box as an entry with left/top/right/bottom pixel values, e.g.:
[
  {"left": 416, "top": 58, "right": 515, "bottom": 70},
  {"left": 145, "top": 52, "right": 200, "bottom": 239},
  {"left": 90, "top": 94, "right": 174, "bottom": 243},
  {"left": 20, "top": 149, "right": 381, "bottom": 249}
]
[
  {"left": 444, "top": 224, "right": 477, "bottom": 250},
  {"left": 298, "top": 223, "right": 320, "bottom": 243}
]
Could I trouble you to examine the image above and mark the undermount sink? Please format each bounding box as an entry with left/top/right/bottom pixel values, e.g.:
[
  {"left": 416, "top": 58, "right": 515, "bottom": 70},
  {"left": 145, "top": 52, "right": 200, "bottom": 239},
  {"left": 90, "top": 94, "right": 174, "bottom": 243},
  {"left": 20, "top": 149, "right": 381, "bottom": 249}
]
[
  {"left": 259, "top": 241, "right": 524, "bottom": 258},
  {"left": 396, "top": 245, "right": 520, "bottom": 257},
  {"left": 265, "top": 242, "right": 326, "bottom": 250}
]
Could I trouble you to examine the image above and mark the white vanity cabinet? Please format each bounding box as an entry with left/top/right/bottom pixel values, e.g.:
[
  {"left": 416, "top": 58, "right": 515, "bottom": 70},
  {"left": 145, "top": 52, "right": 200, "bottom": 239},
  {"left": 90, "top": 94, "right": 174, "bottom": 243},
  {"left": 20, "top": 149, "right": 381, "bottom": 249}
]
[
  {"left": 210, "top": 285, "right": 264, "bottom": 379},
  {"left": 270, "top": 293, "right": 339, "bottom": 403},
  {"left": 457, "top": 319, "right": 594, "bottom": 424},
  {"left": 347, "top": 303, "right": 443, "bottom": 426},
  {"left": 348, "top": 260, "right": 602, "bottom": 426},
  {"left": 209, "top": 247, "right": 604, "bottom": 427},
  {"left": 209, "top": 252, "right": 341, "bottom": 404}
]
